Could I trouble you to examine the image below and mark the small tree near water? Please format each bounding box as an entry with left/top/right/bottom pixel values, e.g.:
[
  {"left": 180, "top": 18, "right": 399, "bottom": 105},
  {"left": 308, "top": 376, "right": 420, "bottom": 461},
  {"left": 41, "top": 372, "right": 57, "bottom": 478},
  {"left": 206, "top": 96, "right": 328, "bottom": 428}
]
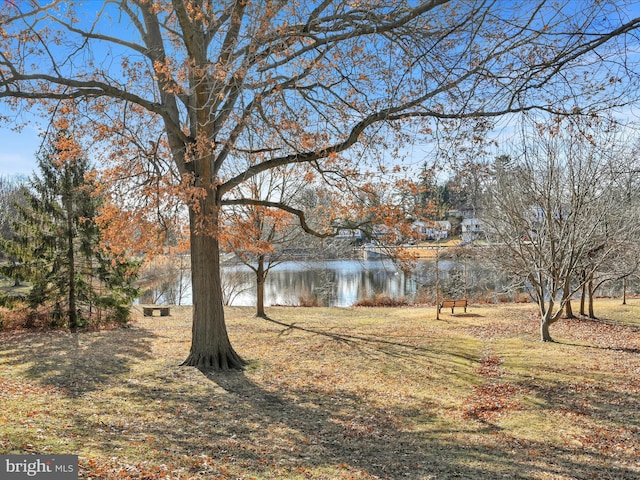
[{"left": 221, "top": 168, "right": 312, "bottom": 318}]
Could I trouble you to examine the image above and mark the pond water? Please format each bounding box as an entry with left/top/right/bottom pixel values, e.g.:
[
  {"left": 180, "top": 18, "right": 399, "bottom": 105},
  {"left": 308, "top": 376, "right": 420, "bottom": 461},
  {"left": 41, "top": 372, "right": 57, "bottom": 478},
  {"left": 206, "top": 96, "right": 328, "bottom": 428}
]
[
  {"left": 225, "top": 259, "right": 416, "bottom": 307},
  {"left": 149, "top": 256, "right": 637, "bottom": 307},
  {"left": 169, "top": 258, "right": 511, "bottom": 307}
]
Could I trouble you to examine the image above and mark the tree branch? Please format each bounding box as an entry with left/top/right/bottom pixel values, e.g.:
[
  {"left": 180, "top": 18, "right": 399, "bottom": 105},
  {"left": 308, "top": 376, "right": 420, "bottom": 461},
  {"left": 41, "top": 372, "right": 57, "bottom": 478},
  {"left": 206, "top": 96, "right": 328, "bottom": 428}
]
[{"left": 222, "top": 198, "right": 336, "bottom": 238}]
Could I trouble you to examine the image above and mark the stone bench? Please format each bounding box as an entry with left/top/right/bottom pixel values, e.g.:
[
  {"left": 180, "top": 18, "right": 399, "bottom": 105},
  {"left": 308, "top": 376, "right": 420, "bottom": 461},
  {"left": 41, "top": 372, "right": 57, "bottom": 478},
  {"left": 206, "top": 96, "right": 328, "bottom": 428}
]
[{"left": 142, "top": 306, "right": 171, "bottom": 317}]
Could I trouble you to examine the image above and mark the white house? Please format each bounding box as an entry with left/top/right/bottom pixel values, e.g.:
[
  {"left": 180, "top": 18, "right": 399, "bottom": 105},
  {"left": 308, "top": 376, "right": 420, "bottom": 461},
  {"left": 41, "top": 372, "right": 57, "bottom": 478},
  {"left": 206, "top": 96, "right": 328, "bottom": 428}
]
[
  {"left": 461, "top": 218, "right": 483, "bottom": 243},
  {"left": 412, "top": 220, "right": 451, "bottom": 240}
]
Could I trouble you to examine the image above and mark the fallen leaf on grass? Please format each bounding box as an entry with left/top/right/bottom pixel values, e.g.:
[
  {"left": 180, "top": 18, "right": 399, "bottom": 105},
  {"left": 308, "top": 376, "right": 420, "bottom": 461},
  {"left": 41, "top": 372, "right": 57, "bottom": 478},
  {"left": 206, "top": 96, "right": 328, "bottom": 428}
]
[{"left": 462, "top": 383, "right": 526, "bottom": 422}]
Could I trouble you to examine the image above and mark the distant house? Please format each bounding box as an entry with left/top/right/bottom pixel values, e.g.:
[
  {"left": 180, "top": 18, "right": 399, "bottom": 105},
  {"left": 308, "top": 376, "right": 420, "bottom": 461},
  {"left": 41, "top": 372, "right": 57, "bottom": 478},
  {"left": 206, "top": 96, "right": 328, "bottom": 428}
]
[
  {"left": 335, "top": 228, "right": 363, "bottom": 242},
  {"left": 461, "top": 218, "right": 483, "bottom": 243},
  {"left": 412, "top": 220, "right": 451, "bottom": 240}
]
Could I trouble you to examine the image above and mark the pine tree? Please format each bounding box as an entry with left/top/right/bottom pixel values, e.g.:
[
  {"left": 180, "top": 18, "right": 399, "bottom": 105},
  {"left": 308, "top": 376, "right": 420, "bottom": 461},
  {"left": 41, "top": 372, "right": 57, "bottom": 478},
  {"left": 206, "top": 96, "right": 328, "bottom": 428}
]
[
  {"left": 1, "top": 130, "right": 139, "bottom": 328},
  {"left": 0, "top": 175, "right": 27, "bottom": 287}
]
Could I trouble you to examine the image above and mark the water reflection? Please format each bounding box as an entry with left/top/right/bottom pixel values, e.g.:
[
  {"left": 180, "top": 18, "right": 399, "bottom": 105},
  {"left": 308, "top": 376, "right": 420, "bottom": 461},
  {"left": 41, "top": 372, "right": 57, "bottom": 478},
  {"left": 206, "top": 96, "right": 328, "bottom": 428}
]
[
  {"left": 217, "top": 258, "right": 509, "bottom": 307},
  {"left": 150, "top": 256, "right": 635, "bottom": 307},
  {"left": 222, "top": 259, "right": 414, "bottom": 307}
]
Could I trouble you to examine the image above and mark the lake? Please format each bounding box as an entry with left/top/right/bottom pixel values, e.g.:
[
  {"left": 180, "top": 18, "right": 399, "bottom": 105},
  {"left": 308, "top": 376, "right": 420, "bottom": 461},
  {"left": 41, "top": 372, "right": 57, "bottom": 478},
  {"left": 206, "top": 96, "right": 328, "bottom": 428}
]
[
  {"left": 167, "top": 257, "right": 510, "bottom": 307},
  {"left": 148, "top": 257, "right": 637, "bottom": 308},
  {"left": 224, "top": 259, "right": 417, "bottom": 307}
]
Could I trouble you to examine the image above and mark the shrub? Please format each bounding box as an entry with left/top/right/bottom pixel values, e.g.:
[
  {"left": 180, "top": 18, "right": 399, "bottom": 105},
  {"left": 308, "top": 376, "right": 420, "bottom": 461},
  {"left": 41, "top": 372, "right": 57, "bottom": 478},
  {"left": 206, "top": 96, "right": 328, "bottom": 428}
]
[
  {"left": 298, "top": 293, "right": 322, "bottom": 307},
  {"left": 354, "top": 293, "right": 408, "bottom": 307}
]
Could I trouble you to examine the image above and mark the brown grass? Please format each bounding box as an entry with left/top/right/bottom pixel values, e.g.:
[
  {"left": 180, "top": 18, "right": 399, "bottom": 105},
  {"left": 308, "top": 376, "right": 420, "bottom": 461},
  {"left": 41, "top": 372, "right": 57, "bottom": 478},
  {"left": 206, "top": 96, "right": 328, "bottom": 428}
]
[
  {"left": 1, "top": 299, "right": 639, "bottom": 479},
  {"left": 403, "top": 240, "right": 461, "bottom": 260}
]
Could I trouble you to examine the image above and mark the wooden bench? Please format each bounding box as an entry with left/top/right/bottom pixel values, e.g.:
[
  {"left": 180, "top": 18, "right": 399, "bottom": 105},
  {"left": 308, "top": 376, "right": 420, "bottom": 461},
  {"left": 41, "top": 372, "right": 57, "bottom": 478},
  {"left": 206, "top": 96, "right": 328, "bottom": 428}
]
[
  {"left": 438, "top": 299, "right": 467, "bottom": 314},
  {"left": 142, "top": 306, "right": 171, "bottom": 317}
]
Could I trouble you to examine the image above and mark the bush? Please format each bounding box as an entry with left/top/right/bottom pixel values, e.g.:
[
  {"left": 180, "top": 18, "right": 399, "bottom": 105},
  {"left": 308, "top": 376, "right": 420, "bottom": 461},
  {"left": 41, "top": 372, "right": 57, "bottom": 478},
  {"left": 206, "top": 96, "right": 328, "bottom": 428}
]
[
  {"left": 354, "top": 293, "right": 409, "bottom": 307},
  {"left": 0, "top": 301, "right": 133, "bottom": 331},
  {"left": 298, "top": 293, "right": 322, "bottom": 307}
]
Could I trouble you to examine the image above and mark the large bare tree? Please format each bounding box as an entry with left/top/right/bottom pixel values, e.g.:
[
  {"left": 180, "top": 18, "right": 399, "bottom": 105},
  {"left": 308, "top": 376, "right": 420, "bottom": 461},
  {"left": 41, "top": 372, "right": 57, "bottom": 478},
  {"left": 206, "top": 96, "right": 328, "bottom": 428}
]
[
  {"left": 1, "top": 1, "right": 640, "bottom": 368},
  {"left": 483, "top": 116, "right": 640, "bottom": 342}
]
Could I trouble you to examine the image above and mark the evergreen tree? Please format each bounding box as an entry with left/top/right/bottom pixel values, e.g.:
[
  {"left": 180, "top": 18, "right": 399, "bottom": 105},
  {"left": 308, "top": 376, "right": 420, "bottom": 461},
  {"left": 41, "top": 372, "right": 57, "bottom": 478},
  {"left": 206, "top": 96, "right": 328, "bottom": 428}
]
[
  {"left": 0, "top": 175, "right": 27, "bottom": 287},
  {"left": 1, "top": 130, "right": 139, "bottom": 328},
  {"left": 418, "top": 165, "right": 448, "bottom": 221}
]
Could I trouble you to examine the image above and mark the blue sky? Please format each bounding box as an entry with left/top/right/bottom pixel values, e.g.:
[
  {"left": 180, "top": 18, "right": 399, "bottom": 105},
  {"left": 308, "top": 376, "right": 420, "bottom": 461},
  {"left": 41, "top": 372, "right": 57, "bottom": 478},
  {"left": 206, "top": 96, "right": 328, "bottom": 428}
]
[
  {"left": 0, "top": 1, "right": 118, "bottom": 178},
  {"left": 0, "top": 124, "right": 41, "bottom": 176},
  {"left": 2, "top": 1, "right": 639, "bottom": 179}
]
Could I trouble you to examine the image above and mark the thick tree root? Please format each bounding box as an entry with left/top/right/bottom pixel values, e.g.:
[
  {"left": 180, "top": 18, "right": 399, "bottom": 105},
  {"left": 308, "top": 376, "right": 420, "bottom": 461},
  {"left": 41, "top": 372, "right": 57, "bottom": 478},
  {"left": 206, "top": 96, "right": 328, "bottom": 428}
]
[{"left": 181, "top": 349, "right": 247, "bottom": 371}]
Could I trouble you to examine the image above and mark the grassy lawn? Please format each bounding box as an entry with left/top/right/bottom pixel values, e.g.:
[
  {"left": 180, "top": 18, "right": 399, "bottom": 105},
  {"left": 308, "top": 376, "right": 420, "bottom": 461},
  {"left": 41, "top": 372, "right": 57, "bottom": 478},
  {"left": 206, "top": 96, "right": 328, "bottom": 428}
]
[
  {"left": 0, "top": 299, "right": 639, "bottom": 479},
  {"left": 0, "top": 278, "right": 31, "bottom": 298}
]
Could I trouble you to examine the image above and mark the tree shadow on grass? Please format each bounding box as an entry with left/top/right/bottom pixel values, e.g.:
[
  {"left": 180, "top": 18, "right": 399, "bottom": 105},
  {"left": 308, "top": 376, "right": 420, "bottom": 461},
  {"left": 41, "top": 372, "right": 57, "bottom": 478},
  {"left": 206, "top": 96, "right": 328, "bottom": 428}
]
[
  {"left": 0, "top": 326, "right": 156, "bottom": 396},
  {"left": 258, "top": 314, "right": 478, "bottom": 364},
  {"left": 36, "top": 351, "right": 640, "bottom": 480},
  {"left": 450, "top": 313, "right": 484, "bottom": 318},
  {"left": 557, "top": 340, "right": 640, "bottom": 355},
  {"left": 13, "top": 312, "right": 632, "bottom": 479},
  {"left": 198, "top": 369, "right": 495, "bottom": 479},
  {"left": 192, "top": 369, "right": 639, "bottom": 480},
  {"left": 553, "top": 315, "right": 640, "bottom": 354}
]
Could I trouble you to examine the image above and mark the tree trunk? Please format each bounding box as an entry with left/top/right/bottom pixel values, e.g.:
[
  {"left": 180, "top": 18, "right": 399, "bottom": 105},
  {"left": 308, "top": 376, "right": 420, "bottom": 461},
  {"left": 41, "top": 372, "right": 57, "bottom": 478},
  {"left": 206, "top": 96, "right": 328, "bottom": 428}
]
[
  {"left": 256, "top": 255, "right": 266, "bottom": 318},
  {"left": 181, "top": 204, "right": 245, "bottom": 371},
  {"left": 435, "top": 250, "right": 440, "bottom": 320},
  {"left": 580, "top": 283, "right": 586, "bottom": 316},
  {"left": 564, "top": 299, "right": 575, "bottom": 319},
  {"left": 623, "top": 276, "right": 627, "bottom": 305},
  {"left": 540, "top": 319, "right": 553, "bottom": 342},
  {"left": 540, "top": 309, "right": 555, "bottom": 342},
  {"left": 588, "top": 276, "right": 596, "bottom": 319},
  {"left": 541, "top": 320, "right": 553, "bottom": 342},
  {"left": 562, "top": 275, "right": 575, "bottom": 319},
  {"left": 66, "top": 203, "right": 78, "bottom": 330}
]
